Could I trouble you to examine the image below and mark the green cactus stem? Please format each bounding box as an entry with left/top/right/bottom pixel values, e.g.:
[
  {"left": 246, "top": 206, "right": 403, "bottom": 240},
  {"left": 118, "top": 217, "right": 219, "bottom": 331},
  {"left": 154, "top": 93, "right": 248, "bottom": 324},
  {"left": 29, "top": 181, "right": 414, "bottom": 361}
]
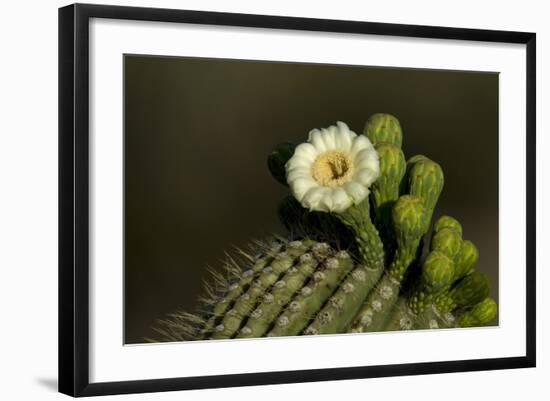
[
  {"left": 346, "top": 273, "right": 401, "bottom": 333},
  {"left": 236, "top": 248, "right": 320, "bottom": 338},
  {"left": 387, "top": 195, "right": 428, "bottom": 281},
  {"left": 305, "top": 262, "right": 382, "bottom": 335},
  {"left": 381, "top": 297, "right": 416, "bottom": 331},
  {"left": 364, "top": 113, "right": 403, "bottom": 148},
  {"left": 268, "top": 247, "right": 355, "bottom": 336},
  {"left": 413, "top": 304, "right": 455, "bottom": 330},
  {"left": 336, "top": 199, "right": 385, "bottom": 272}
]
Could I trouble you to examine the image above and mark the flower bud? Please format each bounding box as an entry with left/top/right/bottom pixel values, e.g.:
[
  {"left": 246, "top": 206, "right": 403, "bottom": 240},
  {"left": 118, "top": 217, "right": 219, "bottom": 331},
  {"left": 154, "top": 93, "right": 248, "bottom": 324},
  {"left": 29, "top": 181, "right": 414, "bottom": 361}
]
[
  {"left": 363, "top": 113, "right": 403, "bottom": 148},
  {"left": 450, "top": 272, "right": 490, "bottom": 308},
  {"left": 431, "top": 228, "right": 462, "bottom": 259},
  {"left": 421, "top": 250, "right": 454, "bottom": 293},
  {"left": 458, "top": 298, "right": 497, "bottom": 327},
  {"left": 434, "top": 215, "right": 463, "bottom": 236}
]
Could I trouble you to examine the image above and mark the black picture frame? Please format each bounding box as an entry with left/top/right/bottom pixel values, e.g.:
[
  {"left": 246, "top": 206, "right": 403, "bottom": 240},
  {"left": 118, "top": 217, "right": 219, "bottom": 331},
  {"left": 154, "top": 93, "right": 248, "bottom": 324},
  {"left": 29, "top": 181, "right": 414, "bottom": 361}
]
[{"left": 59, "top": 3, "right": 536, "bottom": 397}]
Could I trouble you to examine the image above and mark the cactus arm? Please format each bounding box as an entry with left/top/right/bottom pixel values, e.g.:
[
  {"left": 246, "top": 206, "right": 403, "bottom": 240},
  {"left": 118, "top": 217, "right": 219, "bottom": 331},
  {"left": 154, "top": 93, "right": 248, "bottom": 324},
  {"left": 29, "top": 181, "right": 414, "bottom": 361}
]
[
  {"left": 267, "top": 249, "right": 354, "bottom": 337},
  {"left": 211, "top": 242, "right": 310, "bottom": 339},
  {"left": 236, "top": 251, "right": 319, "bottom": 338}
]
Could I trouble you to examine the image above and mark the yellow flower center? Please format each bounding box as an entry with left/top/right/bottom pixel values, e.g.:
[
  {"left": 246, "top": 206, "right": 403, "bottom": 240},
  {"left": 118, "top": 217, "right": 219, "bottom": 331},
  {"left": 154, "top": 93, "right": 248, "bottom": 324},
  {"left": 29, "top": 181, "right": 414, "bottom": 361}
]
[{"left": 311, "top": 150, "right": 354, "bottom": 187}]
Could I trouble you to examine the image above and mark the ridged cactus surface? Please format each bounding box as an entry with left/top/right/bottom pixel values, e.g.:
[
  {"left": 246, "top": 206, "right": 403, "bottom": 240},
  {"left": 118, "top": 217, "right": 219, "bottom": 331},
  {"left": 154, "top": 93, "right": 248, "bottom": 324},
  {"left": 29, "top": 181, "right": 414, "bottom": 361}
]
[{"left": 153, "top": 114, "right": 497, "bottom": 342}]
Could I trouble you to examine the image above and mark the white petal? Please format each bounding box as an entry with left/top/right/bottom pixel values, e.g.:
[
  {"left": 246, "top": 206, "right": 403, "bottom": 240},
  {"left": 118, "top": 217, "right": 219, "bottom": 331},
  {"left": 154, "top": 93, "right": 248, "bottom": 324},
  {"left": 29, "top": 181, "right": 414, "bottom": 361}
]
[
  {"left": 354, "top": 168, "right": 379, "bottom": 186},
  {"left": 293, "top": 143, "right": 318, "bottom": 163},
  {"left": 350, "top": 135, "right": 374, "bottom": 158},
  {"left": 354, "top": 148, "right": 379, "bottom": 168},
  {"left": 286, "top": 167, "right": 312, "bottom": 183},
  {"left": 344, "top": 181, "right": 369, "bottom": 203},
  {"left": 330, "top": 187, "right": 353, "bottom": 212},
  {"left": 319, "top": 193, "right": 334, "bottom": 212},
  {"left": 290, "top": 178, "right": 316, "bottom": 201},
  {"left": 321, "top": 127, "right": 337, "bottom": 150},
  {"left": 307, "top": 128, "right": 320, "bottom": 141},
  {"left": 355, "top": 157, "right": 380, "bottom": 174},
  {"left": 286, "top": 165, "right": 310, "bottom": 175},
  {"left": 302, "top": 187, "right": 330, "bottom": 212},
  {"left": 335, "top": 129, "right": 354, "bottom": 152},
  {"left": 286, "top": 155, "right": 312, "bottom": 171},
  {"left": 336, "top": 121, "right": 355, "bottom": 138},
  {"left": 309, "top": 130, "right": 327, "bottom": 153}
]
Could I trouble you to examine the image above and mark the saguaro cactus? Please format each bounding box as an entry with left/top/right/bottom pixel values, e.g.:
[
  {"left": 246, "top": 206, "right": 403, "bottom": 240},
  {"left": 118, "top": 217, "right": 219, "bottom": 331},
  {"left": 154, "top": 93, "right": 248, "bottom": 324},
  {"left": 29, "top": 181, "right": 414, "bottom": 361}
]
[{"left": 153, "top": 115, "right": 497, "bottom": 342}]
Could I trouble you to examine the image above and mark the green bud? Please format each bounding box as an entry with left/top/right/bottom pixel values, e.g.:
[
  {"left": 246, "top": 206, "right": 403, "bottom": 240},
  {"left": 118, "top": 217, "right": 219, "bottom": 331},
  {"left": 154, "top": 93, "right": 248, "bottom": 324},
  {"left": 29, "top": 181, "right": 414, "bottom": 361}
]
[
  {"left": 372, "top": 143, "right": 406, "bottom": 211},
  {"left": 392, "top": 195, "right": 426, "bottom": 243},
  {"left": 454, "top": 240, "right": 479, "bottom": 280},
  {"left": 408, "top": 250, "right": 454, "bottom": 314},
  {"left": 450, "top": 272, "right": 490, "bottom": 308},
  {"left": 458, "top": 298, "right": 498, "bottom": 327},
  {"left": 399, "top": 155, "right": 427, "bottom": 194},
  {"left": 267, "top": 142, "right": 296, "bottom": 186},
  {"left": 388, "top": 195, "right": 426, "bottom": 279},
  {"left": 434, "top": 215, "right": 463, "bottom": 237},
  {"left": 372, "top": 144, "right": 407, "bottom": 262},
  {"left": 421, "top": 250, "right": 454, "bottom": 293},
  {"left": 408, "top": 158, "right": 444, "bottom": 233},
  {"left": 408, "top": 154, "right": 429, "bottom": 165},
  {"left": 363, "top": 113, "right": 403, "bottom": 148},
  {"left": 431, "top": 228, "right": 462, "bottom": 259}
]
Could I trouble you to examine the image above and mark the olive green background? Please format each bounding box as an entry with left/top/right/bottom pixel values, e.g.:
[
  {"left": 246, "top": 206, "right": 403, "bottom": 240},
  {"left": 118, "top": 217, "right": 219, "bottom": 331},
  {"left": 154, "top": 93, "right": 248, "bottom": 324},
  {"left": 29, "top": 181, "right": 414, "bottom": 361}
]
[{"left": 124, "top": 55, "right": 499, "bottom": 344}]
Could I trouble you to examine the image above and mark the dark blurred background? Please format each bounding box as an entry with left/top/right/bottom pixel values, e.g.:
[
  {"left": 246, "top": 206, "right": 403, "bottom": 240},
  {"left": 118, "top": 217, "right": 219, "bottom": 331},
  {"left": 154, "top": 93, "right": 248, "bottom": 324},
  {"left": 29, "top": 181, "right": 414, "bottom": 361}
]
[{"left": 124, "top": 55, "right": 499, "bottom": 344}]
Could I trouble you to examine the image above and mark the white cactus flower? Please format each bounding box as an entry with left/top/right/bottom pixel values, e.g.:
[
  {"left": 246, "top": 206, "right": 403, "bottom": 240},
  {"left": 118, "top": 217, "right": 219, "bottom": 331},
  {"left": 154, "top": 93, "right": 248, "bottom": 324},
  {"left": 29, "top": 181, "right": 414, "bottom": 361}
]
[{"left": 285, "top": 121, "right": 380, "bottom": 213}]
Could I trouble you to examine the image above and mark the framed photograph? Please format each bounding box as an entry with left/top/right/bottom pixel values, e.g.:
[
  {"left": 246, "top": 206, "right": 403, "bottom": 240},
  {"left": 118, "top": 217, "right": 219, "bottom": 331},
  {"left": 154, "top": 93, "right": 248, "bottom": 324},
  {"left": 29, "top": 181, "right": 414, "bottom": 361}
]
[{"left": 58, "top": 3, "right": 536, "bottom": 397}]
